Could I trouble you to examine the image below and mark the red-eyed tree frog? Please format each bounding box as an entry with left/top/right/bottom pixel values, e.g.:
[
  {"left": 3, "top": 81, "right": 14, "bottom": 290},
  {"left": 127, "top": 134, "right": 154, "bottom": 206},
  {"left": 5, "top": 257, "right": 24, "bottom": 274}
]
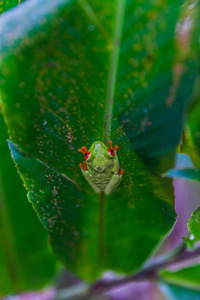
[{"left": 78, "top": 141, "right": 124, "bottom": 195}]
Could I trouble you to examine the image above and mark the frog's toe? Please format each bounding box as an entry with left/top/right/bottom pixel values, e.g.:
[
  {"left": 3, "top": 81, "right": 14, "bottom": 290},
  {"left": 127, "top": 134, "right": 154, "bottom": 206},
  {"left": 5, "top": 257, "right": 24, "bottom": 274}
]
[
  {"left": 79, "top": 161, "right": 87, "bottom": 171},
  {"left": 118, "top": 167, "right": 124, "bottom": 175}
]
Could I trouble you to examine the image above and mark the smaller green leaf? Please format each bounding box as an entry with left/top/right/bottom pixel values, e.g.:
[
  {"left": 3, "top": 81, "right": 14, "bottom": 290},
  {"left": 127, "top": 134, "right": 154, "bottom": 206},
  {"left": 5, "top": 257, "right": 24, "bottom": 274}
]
[
  {"left": 182, "top": 236, "right": 195, "bottom": 250},
  {"left": 188, "top": 207, "right": 200, "bottom": 242},
  {"left": 160, "top": 265, "right": 200, "bottom": 290},
  {"left": 188, "top": 87, "right": 200, "bottom": 158},
  {"left": 178, "top": 129, "right": 200, "bottom": 169},
  {"left": 163, "top": 168, "right": 200, "bottom": 181},
  {"left": 160, "top": 282, "right": 200, "bottom": 300}
]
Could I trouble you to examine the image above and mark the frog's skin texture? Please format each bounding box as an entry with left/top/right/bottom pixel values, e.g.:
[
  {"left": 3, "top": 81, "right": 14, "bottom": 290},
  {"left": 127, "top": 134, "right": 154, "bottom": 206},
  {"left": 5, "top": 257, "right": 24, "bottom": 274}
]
[{"left": 78, "top": 141, "right": 124, "bottom": 195}]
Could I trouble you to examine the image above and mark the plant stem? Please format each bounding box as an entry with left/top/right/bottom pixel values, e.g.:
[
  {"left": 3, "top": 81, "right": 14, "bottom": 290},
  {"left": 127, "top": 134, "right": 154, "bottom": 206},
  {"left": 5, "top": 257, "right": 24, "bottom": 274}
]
[
  {"left": 98, "top": 192, "right": 105, "bottom": 265},
  {"left": 54, "top": 244, "right": 200, "bottom": 300}
]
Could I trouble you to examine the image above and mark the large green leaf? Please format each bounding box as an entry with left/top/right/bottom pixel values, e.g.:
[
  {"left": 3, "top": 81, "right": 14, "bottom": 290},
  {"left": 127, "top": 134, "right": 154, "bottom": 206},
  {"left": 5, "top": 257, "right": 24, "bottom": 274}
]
[
  {"left": 0, "top": 0, "right": 198, "bottom": 280},
  {"left": 9, "top": 141, "right": 176, "bottom": 280},
  {"left": 0, "top": 114, "right": 56, "bottom": 295}
]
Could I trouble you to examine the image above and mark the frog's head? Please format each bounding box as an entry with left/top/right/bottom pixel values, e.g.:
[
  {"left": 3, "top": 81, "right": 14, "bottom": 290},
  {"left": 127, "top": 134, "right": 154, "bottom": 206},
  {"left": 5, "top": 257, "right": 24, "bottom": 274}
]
[{"left": 78, "top": 141, "right": 118, "bottom": 171}]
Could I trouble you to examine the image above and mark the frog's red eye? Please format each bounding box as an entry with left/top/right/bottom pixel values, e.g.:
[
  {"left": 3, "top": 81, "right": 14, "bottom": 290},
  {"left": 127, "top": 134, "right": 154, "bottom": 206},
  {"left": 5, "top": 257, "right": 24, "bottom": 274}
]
[
  {"left": 108, "top": 149, "right": 114, "bottom": 156},
  {"left": 84, "top": 152, "right": 90, "bottom": 160}
]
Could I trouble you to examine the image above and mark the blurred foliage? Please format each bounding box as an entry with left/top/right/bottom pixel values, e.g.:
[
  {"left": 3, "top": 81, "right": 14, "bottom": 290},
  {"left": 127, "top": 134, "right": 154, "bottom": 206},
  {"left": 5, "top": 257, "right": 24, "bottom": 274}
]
[
  {"left": 187, "top": 81, "right": 200, "bottom": 159},
  {"left": 179, "top": 129, "right": 200, "bottom": 168},
  {"left": 160, "top": 282, "right": 200, "bottom": 300},
  {"left": 0, "top": 0, "right": 26, "bottom": 14},
  {"left": 164, "top": 168, "right": 200, "bottom": 181},
  {"left": 160, "top": 265, "right": 200, "bottom": 290},
  {"left": 188, "top": 207, "right": 200, "bottom": 242}
]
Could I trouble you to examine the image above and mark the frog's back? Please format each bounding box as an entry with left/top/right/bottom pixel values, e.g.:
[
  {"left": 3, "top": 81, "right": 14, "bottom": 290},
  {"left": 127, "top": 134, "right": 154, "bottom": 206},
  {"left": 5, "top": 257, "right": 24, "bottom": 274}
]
[
  {"left": 91, "top": 168, "right": 112, "bottom": 192},
  {"left": 86, "top": 140, "right": 117, "bottom": 192}
]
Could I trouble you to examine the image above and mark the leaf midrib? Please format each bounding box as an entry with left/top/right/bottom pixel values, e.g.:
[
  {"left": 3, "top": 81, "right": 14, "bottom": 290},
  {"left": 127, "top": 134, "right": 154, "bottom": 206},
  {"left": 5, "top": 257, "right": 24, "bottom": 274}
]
[
  {"left": 98, "top": 0, "right": 125, "bottom": 267},
  {"left": 103, "top": 0, "right": 125, "bottom": 145}
]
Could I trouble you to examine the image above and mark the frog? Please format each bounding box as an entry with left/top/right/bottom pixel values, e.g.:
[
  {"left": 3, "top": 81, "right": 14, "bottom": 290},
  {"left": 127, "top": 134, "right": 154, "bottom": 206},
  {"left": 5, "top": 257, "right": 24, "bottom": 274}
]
[{"left": 78, "top": 140, "right": 124, "bottom": 195}]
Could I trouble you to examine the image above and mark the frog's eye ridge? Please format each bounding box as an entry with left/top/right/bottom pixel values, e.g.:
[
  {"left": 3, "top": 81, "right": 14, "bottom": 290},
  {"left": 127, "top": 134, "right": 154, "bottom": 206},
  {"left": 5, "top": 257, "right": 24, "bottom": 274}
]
[
  {"left": 84, "top": 152, "right": 91, "bottom": 160},
  {"left": 78, "top": 146, "right": 90, "bottom": 160},
  {"left": 107, "top": 140, "right": 118, "bottom": 156}
]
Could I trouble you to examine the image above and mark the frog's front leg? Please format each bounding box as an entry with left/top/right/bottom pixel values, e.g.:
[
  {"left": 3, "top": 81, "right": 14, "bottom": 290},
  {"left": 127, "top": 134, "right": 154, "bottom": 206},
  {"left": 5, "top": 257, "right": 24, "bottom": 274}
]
[
  {"left": 104, "top": 167, "right": 124, "bottom": 195},
  {"left": 79, "top": 161, "right": 102, "bottom": 194}
]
